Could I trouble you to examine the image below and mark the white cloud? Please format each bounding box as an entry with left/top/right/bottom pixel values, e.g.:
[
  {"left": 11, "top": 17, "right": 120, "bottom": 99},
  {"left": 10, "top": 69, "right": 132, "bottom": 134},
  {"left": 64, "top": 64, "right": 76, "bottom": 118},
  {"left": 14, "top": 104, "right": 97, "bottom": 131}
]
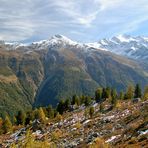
[
  {"left": 49, "top": 0, "right": 101, "bottom": 27},
  {"left": 96, "top": 0, "right": 126, "bottom": 10},
  {"left": 0, "top": 0, "right": 148, "bottom": 42}
]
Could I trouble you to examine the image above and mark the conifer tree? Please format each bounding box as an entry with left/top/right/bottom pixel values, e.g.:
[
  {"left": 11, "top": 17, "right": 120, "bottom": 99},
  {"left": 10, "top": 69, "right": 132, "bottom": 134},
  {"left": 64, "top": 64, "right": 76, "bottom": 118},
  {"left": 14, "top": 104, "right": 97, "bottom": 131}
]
[
  {"left": 80, "top": 95, "right": 85, "bottom": 105},
  {"left": 46, "top": 105, "right": 54, "bottom": 118},
  {"left": 64, "top": 98, "right": 70, "bottom": 110},
  {"left": 56, "top": 112, "right": 62, "bottom": 122},
  {"left": 2, "top": 115, "right": 12, "bottom": 134},
  {"left": 38, "top": 107, "right": 46, "bottom": 123},
  {"left": 0, "top": 118, "right": 3, "bottom": 134},
  {"left": 106, "top": 87, "right": 111, "bottom": 98},
  {"left": 84, "top": 108, "right": 89, "bottom": 119},
  {"left": 100, "top": 103, "right": 103, "bottom": 112},
  {"left": 75, "top": 97, "right": 80, "bottom": 106},
  {"left": 102, "top": 87, "right": 110, "bottom": 99},
  {"left": 34, "top": 109, "right": 39, "bottom": 120},
  {"left": 124, "top": 85, "right": 134, "bottom": 100},
  {"left": 89, "top": 107, "right": 95, "bottom": 118},
  {"left": 143, "top": 85, "right": 148, "bottom": 100},
  {"left": 12, "top": 116, "right": 17, "bottom": 125},
  {"left": 118, "top": 91, "right": 124, "bottom": 100},
  {"left": 84, "top": 96, "right": 91, "bottom": 106},
  {"left": 71, "top": 95, "right": 79, "bottom": 105},
  {"left": 16, "top": 110, "right": 26, "bottom": 125},
  {"left": 95, "top": 88, "right": 102, "bottom": 103},
  {"left": 134, "top": 84, "right": 142, "bottom": 98},
  {"left": 25, "top": 111, "right": 34, "bottom": 125},
  {"left": 57, "top": 100, "right": 65, "bottom": 114},
  {"left": 111, "top": 89, "right": 117, "bottom": 107},
  {"left": 102, "top": 88, "right": 106, "bottom": 99}
]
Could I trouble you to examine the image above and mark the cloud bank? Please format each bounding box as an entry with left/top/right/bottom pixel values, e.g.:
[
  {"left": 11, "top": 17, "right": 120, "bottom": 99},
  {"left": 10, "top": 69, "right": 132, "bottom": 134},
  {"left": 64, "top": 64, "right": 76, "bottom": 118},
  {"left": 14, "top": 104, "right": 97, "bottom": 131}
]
[{"left": 0, "top": 0, "right": 148, "bottom": 42}]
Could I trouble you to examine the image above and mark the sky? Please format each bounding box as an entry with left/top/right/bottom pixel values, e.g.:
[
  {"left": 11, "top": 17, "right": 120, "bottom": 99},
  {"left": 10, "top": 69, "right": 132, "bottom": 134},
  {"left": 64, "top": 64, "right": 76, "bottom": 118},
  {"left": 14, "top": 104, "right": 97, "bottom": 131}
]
[{"left": 0, "top": 0, "right": 148, "bottom": 43}]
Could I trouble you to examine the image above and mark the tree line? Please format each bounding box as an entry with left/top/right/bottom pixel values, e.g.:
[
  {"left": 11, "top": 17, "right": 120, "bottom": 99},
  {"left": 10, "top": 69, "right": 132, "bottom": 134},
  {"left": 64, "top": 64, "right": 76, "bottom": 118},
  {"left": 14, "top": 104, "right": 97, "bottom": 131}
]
[{"left": 0, "top": 84, "right": 148, "bottom": 134}]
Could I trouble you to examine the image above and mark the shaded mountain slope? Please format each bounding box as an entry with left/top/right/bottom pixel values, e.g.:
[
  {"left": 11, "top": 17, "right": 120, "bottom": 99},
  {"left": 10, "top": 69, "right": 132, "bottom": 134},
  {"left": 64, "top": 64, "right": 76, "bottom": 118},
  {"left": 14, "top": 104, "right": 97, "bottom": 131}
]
[
  {"left": 0, "top": 49, "right": 44, "bottom": 116},
  {"left": 35, "top": 45, "right": 148, "bottom": 106},
  {"left": 0, "top": 35, "right": 148, "bottom": 114}
]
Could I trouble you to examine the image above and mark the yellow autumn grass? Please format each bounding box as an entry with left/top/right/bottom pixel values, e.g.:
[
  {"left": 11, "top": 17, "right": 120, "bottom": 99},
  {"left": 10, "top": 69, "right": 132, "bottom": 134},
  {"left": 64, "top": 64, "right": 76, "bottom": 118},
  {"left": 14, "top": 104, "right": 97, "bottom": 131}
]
[{"left": 0, "top": 75, "right": 17, "bottom": 83}]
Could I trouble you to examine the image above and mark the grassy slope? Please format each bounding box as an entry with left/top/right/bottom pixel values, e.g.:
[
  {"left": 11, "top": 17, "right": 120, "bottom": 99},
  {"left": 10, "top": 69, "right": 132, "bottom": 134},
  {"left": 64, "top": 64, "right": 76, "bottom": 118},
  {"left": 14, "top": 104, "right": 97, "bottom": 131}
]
[
  {"left": 0, "top": 49, "right": 44, "bottom": 117},
  {"left": 0, "top": 47, "right": 148, "bottom": 116},
  {"left": 0, "top": 99, "right": 147, "bottom": 147}
]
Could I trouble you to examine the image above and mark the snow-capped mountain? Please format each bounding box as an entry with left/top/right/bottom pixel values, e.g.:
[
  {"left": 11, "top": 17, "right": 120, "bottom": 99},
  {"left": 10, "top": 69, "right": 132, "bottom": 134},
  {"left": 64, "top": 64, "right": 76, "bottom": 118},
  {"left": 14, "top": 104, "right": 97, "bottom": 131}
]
[
  {"left": 0, "top": 34, "right": 148, "bottom": 61},
  {"left": 0, "top": 35, "right": 83, "bottom": 51},
  {"left": 29, "top": 34, "right": 88, "bottom": 51},
  {"left": 88, "top": 35, "right": 148, "bottom": 60},
  {"left": 31, "top": 34, "right": 78, "bottom": 49},
  {"left": 1, "top": 34, "right": 148, "bottom": 114}
]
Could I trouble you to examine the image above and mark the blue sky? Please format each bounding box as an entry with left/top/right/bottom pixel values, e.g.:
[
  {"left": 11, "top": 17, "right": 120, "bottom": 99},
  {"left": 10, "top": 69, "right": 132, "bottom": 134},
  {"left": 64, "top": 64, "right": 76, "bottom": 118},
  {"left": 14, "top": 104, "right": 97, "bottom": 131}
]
[{"left": 0, "top": 0, "right": 148, "bottom": 42}]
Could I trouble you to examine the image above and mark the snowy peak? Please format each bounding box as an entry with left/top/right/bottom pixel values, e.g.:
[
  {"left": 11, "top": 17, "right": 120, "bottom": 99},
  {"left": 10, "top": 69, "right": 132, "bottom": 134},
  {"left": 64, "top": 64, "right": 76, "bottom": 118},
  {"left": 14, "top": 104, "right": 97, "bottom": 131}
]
[
  {"left": 32, "top": 34, "right": 77, "bottom": 46},
  {"left": 49, "top": 34, "right": 77, "bottom": 46},
  {"left": 95, "top": 35, "right": 148, "bottom": 60},
  {"left": 30, "top": 34, "right": 78, "bottom": 50},
  {"left": 114, "top": 34, "right": 137, "bottom": 42},
  {"left": 111, "top": 34, "right": 148, "bottom": 43},
  {"left": 0, "top": 41, "right": 27, "bottom": 50},
  {"left": 0, "top": 34, "right": 148, "bottom": 60}
]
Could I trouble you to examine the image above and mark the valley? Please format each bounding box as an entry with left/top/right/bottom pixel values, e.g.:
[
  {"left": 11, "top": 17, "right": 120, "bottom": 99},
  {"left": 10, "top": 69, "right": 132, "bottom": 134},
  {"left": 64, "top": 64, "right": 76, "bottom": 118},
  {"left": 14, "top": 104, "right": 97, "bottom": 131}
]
[{"left": 0, "top": 35, "right": 148, "bottom": 116}]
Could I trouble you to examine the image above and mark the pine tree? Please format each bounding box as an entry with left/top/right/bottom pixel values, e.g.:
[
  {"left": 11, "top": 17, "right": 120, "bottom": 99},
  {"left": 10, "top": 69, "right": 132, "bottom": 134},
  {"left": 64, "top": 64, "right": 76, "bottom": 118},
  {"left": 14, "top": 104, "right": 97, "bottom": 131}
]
[
  {"left": 134, "top": 84, "right": 142, "bottom": 98},
  {"left": 0, "top": 118, "right": 3, "bottom": 128},
  {"left": 46, "top": 105, "right": 54, "bottom": 118},
  {"left": 100, "top": 103, "right": 103, "bottom": 112},
  {"left": 89, "top": 107, "right": 95, "bottom": 118},
  {"left": 12, "top": 116, "right": 17, "bottom": 125},
  {"left": 111, "top": 89, "right": 117, "bottom": 107},
  {"left": 118, "top": 91, "right": 124, "bottom": 100},
  {"left": 16, "top": 110, "right": 26, "bottom": 125},
  {"left": 2, "top": 115, "right": 12, "bottom": 134},
  {"left": 57, "top": 100, "right": 65, "bottom": 114},
  {"left": 102, "top": 87, "right": 110, "bottom": 99},
  {"left": 106, "top": 87, "right": 111, "bottom": 98},
  {"left": 143, "top": 85, "right": 148, "bottom": 100},
  {"left": 95, "top": 88, "right": 102, "bottom": 103},
  {"left": 0, "top": 118, "right": 3, "bottom": 134},
  {"left": 124, "top": 85, "right": 134, "bottom": 100},
  {"left": 80, "top": 95, "right": 85, "bottom": 105},
  {"left": 71, "top": 95, "right": 79, "bottom": 106},
  {"left": 84, "top": 108, "right": 89, "bottom": 119},
  {"left": 102, "top": 88, "right": 106, "bottom": 99},
  {"left": 25, "top": 111, "right": 34, "bottom": 125},
  {"left": 38, "top": 107, "right": 46, "bottom": 123},
  {"left": 56, "top": 112, "right": 62, "bottom": 122},
  {"left": 34, "top": 108, "right": 39, "bottom": 119},
  {"left": 64, "top": 98, "right": 70, "bottom": 110},
  {"left": 42, "top": 107, "right": 48, "bottom": 117},
  {"left": 84, "top": 96, "right": 91, "bottom": 106},
  {"left": 75, "top": 97, "right": 80, "bottom": 106}
]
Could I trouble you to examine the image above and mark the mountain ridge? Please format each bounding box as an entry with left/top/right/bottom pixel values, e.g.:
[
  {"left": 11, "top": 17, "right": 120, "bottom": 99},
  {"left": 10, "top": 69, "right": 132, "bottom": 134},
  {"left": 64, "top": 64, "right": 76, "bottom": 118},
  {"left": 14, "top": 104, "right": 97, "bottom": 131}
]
[
  {"left": 1, "top": 34, "right": 148, "bottom": 61},
  {"left": 0, "top": 34, "right": 148, "bottom": 115}
]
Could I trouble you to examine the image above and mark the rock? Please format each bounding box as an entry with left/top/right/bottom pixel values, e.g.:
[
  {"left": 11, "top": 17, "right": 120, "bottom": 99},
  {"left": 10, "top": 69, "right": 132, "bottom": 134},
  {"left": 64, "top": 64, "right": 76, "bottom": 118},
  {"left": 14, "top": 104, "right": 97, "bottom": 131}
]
[
  {"left": 83, "top": 119, "right": 91, "bottom": 125},
  {"left": 132, "top": 98, "right": 141, "bottom": 103},
  {"left": 92, "top": 132, "right": 99, "bottom": 138}
]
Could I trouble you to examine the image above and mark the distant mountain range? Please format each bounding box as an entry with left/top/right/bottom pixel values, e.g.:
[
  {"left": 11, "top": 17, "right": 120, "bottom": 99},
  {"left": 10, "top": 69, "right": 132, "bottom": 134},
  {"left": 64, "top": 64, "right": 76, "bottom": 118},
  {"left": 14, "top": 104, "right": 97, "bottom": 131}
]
[
  {"left": 0, "top": 35, "right": 148, "bottom": 116},
  {"left": 87, "top": 34, "right": 148, "bottom": 61},
  {"left": 1, "top": 34, "right": 148, "bottom": 60}
]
